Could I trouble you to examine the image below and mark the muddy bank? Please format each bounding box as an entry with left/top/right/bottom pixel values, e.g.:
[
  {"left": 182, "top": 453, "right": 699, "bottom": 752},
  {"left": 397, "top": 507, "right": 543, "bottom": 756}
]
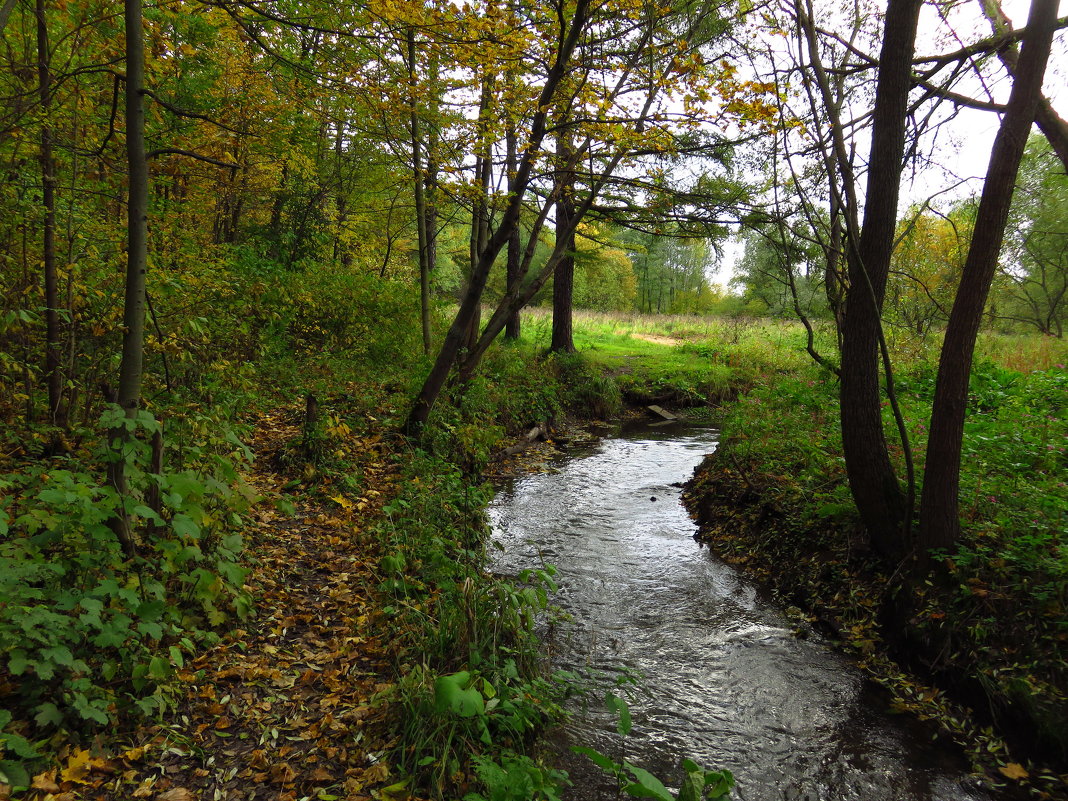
[{"left": 683, "top": 454, "right": 1068, "bottom": 800}]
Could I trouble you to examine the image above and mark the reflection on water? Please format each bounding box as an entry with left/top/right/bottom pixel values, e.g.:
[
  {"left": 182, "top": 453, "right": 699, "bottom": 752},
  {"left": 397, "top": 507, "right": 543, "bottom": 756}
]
[{"left": 489, "top": 422, "right": 994, "bottom": 801}]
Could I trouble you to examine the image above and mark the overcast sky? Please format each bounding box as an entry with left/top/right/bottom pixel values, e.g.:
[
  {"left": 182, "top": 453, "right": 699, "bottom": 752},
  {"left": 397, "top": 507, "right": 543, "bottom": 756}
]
[{"left": 708, "top": 0, "right": 1067, "bottom": 290}]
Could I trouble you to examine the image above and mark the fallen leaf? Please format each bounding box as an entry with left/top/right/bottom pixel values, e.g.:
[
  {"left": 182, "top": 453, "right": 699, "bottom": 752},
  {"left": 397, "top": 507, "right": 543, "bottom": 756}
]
[
  {"left": 363, "top": 762, "right": 389, "bottom": 783},
  {"left": 309, "top": 767, "right": 334, "bottom": 782},
  {"left": 998, "top": 763, "right": 1029, "bottom": 781},
  {"left": 61, "top": 749, "right": 92, "bottom": 783},
  {"left": 156, "top": 788, "right": 197, "bottom": 801},
  {"left": 31, "top": 770, "right": 60, "bottom": 793},
  {"left": 270, "top": 762, "right": 297, "bottom": 785}
]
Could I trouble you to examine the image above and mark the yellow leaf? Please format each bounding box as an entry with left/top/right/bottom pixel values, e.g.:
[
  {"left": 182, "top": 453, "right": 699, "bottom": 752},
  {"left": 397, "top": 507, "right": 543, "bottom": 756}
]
[
  {"left": 61, "top": 749, "right": 92, "bottom": 784},
  {"left": 330, "top": 495, "right": 353, "bottom": 510},
  {"left": 998, "top": 763, "right": 1029, "bottom": 781}
]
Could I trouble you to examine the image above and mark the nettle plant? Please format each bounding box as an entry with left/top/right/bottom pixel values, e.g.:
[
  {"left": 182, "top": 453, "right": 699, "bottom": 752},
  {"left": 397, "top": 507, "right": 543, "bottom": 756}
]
[{"left": 0, "top": 407, "right": 252, "bottom": 787}]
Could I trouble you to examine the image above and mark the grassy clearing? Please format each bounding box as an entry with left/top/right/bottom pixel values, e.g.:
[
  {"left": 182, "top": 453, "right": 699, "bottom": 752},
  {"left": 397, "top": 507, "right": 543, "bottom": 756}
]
[{"left": 515, "top": 308, "right": 819, "bottom": 407}]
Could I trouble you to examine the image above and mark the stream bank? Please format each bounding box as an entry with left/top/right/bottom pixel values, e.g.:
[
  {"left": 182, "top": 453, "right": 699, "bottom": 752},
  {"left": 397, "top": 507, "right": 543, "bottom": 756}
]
[{"left": 683, "top": 454, "right": 1068, "bottom": 800}]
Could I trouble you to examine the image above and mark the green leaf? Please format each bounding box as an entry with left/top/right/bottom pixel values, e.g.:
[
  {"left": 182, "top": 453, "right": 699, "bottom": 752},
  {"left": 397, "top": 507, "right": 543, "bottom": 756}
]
[
  {"left": 93, "top": 622, "right": 130, "bottom": 648},
  {"left": 171, "top": 513, "right": 201, "bottom": 539},
  {"left": 137, "top": 620, "right": 164, "bottom": 640},
  {"left": 148, "top": 655, "right": 171, "bottom": 679},
  {"left": 571, "top": 746, "right": 620, "bottom": 774},
  {"left": 42, "top": 645, "right": 73, "bottom": 667},
  {"left": 132, "top": 504, "right": 164, "bottom": 524},
  {"left": 679, "top": 770, "right": 704, "bottom": 801},
  {"left": 704, "top": 769, "right": 734, "bottom": 798},
  {"left": 0, "top": 732, "right": 38, "bottom": 759},
  {"left": 606, "top": 692, "right": 632, "bottom": 736},
  {"left": 434, "top": 671, "right": 485, "bottom": 718},
  {"left": 622, "top": 764, "right": 673, "bottom": 801},
  {"left": 34, "top": 702, "right": 63, "bottom": 728},
  {"left": 7, "top": 650, "right": 29, "bottom": 675},
  {"left": 0, "top": 759, "right": 30, "bottom": 788}
]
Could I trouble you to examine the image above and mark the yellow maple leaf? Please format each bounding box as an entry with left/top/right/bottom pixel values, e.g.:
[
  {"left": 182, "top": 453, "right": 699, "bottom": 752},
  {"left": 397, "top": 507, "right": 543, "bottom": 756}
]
[
  {"left": 998, "top": 762, "right": 1029, "bottom": 781},
  {"left": 60, "top": 749, "right": 92, "bottom": 784}
]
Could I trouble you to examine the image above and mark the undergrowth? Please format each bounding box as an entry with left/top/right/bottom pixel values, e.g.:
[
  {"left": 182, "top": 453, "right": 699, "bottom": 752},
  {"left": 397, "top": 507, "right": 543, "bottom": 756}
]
[
  {"left": 0, "top": 408, "right": 252, "bottom": 788},
  {"left": 374, "top": 450, "right": 573, "bottom": 799}
]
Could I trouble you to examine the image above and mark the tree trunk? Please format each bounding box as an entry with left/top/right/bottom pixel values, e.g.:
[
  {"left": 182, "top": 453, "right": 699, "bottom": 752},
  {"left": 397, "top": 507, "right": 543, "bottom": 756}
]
[
  {"left": 108, "top": 0, "right": 149, "bottom": 559},
  {"left": 505, "top": 120, "right": 522, "bottom": 340},
  {"left": 408, "top": 29, "right": 432, "bottom": 355},
  {"left": 118, "top": 0, "right": 148, "bottom": 414},
  {"left": 36, "top": 0, "right": 63, "bottom": 425},
  {"left": 551, "top": 131, "right": 576, "bottom": 353},
  {"left": 838, "top": 0, "right": 922, "bottom": 559},
  {"left": 425, "top": 54, "right": 440, "bottom": 334},
  {"left": 919, "top": 0, "right": 1057, "bottom": 551},
  {"left": 978, "top": 0, "right": 1068, "bottom": 171}
]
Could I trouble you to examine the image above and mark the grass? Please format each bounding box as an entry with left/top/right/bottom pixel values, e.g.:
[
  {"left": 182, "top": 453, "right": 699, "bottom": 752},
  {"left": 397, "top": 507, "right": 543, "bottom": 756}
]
[{"left": 513, "top": 308, "right": 825, "bottom": 407}]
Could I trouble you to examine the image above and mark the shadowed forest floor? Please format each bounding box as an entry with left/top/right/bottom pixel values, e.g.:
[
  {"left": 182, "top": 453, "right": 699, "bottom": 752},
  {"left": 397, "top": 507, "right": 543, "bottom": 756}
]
[{"left": 23, "top": 408, "right": 413, "bottom": 801}]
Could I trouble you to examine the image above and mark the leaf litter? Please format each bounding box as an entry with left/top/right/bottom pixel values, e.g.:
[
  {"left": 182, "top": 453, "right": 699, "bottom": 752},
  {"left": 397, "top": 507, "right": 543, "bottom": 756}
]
[{"left": 20, "top": 404, "right": 422, "bottom": 801}]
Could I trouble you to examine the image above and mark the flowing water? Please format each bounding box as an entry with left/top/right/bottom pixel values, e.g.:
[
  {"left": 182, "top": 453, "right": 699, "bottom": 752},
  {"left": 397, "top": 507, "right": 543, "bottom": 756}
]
[{"left": 488, "top": 421, "right": 996, "bottom": 801}]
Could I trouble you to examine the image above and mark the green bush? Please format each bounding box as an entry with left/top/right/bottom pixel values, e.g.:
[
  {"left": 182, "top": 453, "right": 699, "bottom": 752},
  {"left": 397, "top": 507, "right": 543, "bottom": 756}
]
[{"left": 0, "top": 408, "right": 251, "bottom": 787}]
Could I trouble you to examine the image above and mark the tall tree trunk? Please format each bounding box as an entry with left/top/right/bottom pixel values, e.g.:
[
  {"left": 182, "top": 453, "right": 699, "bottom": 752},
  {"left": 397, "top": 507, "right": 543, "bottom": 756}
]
[
  {"left": 119, "top": 0, "right": 148, "bottom": 410},
  {"left": 838, "top": 0, "right": 922, "bottom": 559},
  {"left": 551, "top": 131, "right": 576, "bottom": 353},
  {"left": 919, "top": 0, "right": 1057, "bottom": 551},
  {"left": 464, "top": 77, "right": 493, "bottom": 353},
  {"left": 0, "top": 0, "right": 18, "bottom": 35},
  {"left": 108, "top": 0, "right": 149, "bottom": 559},
  {"left": 504, "top": 119, "right": 522, "bottom": 340},
  {"left": 425, "top": 54, "right": 440, "bottom": 333},
  {"left": 408, "top": 29, "right": 432, "bottom": 355},
  {"left": 36, "top": 0, "right": 63, "bottom": 424}
]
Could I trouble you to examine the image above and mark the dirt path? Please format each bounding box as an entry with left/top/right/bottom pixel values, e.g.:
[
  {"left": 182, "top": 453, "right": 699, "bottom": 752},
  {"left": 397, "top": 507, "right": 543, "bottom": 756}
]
[
  {"left": 627, "top": 333, "right": 681, "bottom": 347},
  {"left": 28, "top": 409, "right": 405, "bottom": 801}
]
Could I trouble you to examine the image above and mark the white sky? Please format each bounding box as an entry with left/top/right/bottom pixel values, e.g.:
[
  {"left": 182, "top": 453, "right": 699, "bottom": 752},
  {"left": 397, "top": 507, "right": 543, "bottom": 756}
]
[{"left": 708, "top": 0, "right": 1068, "bottom": 290}]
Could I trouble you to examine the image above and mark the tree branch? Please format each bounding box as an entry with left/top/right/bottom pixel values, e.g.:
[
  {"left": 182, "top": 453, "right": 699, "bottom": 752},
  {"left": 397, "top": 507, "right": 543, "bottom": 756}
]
[{"left": 146, "top": 148, "right": 240, "bottom": 168}]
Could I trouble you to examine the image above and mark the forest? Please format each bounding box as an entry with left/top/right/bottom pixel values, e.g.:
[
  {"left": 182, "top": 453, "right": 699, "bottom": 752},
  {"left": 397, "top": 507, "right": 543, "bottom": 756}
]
[{"left": 0, "top": 0, "right": 1066, "bottom": 798}]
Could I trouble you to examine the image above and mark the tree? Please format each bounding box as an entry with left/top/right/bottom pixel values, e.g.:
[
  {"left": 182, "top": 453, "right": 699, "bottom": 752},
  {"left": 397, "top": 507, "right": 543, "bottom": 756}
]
[
  {"left": 887, "top": 202, "right": 976, "bottom": 338},
  {"left": 551, "top": 129, "right": 577, "bottom": 353},
  {"left": 406, "top": 0, "right": 756, "bottom": 430},
  {"left": 996, "top": 136, "right": 1068, "bottom": 337},
  {"left": 919, "top": 0, "right": 1059, "bottom": 550},
  {"left": 106, "top": 0, "right": 150, "bottom": 559},
  {"left": 836, "top": 0, "right": 923, "bottom": 558},
  {"left": 35, "top": 0, "right": 62, "bottom": 424}
]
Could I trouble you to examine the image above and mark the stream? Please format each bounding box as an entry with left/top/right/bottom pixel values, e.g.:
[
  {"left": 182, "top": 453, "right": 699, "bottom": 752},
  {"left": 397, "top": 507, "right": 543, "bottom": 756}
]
[{"left": 488, "top": 420, "right": 996, "bottom": 801}]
